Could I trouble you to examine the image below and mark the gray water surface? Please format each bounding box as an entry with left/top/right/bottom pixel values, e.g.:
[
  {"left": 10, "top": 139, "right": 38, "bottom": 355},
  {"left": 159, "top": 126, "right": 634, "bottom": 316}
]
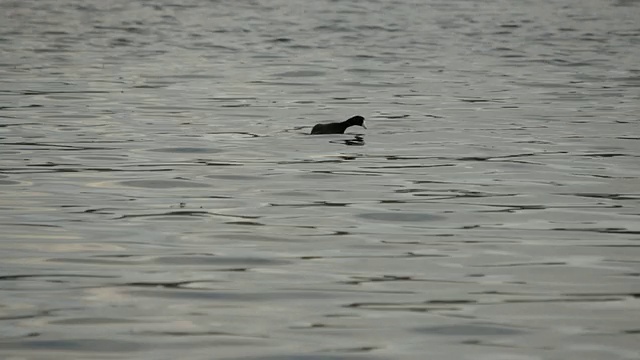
[{"left": 1, "top": 0, "right": 639, "bottom": 359}]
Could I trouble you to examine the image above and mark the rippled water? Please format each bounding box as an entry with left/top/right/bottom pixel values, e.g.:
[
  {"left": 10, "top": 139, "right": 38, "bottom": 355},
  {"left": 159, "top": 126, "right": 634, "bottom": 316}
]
[{"left": 1, "top": 0, "right": 639, "bottom": 359}]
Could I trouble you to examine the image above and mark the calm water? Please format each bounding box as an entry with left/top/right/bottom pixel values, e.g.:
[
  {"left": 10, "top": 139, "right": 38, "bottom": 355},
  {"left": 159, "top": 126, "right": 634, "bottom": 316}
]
[{"left": 1, "top": 0, "right": 639, "bottom": 359}]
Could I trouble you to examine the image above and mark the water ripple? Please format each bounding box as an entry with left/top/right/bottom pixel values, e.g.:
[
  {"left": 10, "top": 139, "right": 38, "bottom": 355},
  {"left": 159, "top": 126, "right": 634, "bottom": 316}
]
[{"left": 1, "top": 0, "right": 639, "bottom": 359}]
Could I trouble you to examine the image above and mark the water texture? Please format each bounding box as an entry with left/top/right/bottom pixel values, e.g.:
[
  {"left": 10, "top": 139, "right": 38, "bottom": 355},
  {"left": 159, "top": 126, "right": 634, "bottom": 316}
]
[{"left": 1, "top": 0, "right": 639, "bottom": 359}]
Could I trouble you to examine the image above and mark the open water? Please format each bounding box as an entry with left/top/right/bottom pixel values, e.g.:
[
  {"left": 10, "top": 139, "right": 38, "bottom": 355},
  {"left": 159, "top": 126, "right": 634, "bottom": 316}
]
[{"left": 1, "top": 0, "right": 639, "bottom": 359}]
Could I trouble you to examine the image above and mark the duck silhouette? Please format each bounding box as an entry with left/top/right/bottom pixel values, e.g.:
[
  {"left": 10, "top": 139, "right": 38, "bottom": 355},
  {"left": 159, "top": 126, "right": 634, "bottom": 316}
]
[{"left": 310, "top": 115, "right": 366, "bottom": 135}]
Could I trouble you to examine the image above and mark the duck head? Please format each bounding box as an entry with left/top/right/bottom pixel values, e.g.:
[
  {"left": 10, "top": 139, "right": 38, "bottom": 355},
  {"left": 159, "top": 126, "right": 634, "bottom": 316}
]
[{"left": 346, "top": 115, "right": 366, "bottom": 129}]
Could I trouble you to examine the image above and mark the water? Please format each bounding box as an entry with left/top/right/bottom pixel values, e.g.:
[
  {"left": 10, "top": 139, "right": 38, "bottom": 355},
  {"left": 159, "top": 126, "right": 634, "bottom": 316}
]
[{"left": 1, "top": 0, "right": 639, "bottom": 359}]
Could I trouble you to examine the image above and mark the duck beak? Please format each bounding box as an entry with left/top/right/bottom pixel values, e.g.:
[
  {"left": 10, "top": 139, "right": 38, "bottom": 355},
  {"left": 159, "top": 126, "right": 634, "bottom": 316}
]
[{"left": 362, "top": 123, "right": 367, "bottom": 129}]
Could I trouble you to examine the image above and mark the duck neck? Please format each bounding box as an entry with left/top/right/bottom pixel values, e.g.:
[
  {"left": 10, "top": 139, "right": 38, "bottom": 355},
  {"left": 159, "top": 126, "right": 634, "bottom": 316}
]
[{"left": 341, "top": 120, "right": 355, "bottom": 131}]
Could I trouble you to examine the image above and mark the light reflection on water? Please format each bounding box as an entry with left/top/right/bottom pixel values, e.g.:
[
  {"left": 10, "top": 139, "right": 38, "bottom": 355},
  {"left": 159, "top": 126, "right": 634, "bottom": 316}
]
[{"left": 1, "top": 0, "right": 639, "bottom": 359}]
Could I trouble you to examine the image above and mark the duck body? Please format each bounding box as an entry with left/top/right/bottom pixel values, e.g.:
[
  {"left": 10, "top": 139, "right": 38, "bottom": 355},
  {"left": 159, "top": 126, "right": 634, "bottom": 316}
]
[{"left": 310, "top": 115, "right": 366, "bottom": 135}]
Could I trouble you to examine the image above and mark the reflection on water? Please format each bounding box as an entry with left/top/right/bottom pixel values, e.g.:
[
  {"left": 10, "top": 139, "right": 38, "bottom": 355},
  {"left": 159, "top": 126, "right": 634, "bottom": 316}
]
[
  {"left": 330, "top": 135, "right": 365, "bottom": 146},
  {"left": 1, "top": 0, "right": 640, "bottom": 359}
]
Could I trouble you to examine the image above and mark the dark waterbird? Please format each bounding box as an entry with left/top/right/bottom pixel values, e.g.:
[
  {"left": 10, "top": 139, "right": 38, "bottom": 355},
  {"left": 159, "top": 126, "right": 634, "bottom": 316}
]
[{"left": 310, "top": 115, "right": 366, "bottom": 135}]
